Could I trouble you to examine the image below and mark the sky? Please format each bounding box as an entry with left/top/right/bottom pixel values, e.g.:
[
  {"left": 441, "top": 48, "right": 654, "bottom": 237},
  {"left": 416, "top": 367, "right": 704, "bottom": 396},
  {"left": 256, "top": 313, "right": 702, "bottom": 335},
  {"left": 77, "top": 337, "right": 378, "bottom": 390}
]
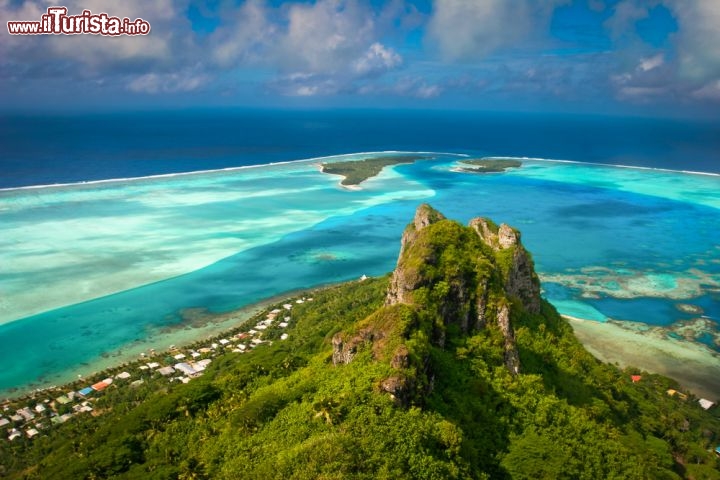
[{"left": 1, "top": 0, "right": 720, "bottom": 117}]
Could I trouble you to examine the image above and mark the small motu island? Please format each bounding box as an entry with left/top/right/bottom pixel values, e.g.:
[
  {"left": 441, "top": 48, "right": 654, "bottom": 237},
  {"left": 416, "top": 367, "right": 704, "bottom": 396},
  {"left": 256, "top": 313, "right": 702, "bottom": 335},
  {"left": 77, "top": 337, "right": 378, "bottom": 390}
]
[
  {"left": 320, "top": 155, "right": 426, "bottom": 186},
  {"left": 457, "top": 158, "right": 523, "bottom": 173}
]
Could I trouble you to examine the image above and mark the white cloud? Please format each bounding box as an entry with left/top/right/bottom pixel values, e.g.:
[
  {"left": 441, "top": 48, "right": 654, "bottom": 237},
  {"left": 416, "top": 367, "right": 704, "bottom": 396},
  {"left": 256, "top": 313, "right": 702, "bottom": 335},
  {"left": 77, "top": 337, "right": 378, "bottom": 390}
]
[
  {"left": 638, "top": 53, "right": 664, "bottom": 72},
  {"left": 692, "top": 80, "right": 720, "bottom": 100},
  {"left": 603, "top": 0, "right": 651, "bottom": 40},
  {"left": 601, "top": 0, "right": 720, "bottom": 103},
  {"left": 427, "top": 0, "right": 568, "bottom": 61},
  {"left": 1, "top": 0, "right": 191, "bottom": 68},
  {"left": 127, "top": 70, "right": 208, "bottom": 94},
  {"left": 210, "top": 0, "right": 275, "bottom": 68},
  {"left": 665, "top": 0, "right": 720, "bottom": 82},
  {"left": 213, "top": 0, "right": 405, "bottom": 97},
  {"left": 277, "top": 0, "right": 376, "bottom": 73},
  {"left": 353, "top": 43, "right": 402, "bottom": 76}
]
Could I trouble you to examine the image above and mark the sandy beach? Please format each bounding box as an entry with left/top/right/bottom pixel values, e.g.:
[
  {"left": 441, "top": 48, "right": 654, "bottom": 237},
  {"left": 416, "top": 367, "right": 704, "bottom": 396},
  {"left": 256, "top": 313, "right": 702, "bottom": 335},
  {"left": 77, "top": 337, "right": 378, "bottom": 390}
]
[{"left": 566, "top": 315, "right": 720, "bottom": 401}]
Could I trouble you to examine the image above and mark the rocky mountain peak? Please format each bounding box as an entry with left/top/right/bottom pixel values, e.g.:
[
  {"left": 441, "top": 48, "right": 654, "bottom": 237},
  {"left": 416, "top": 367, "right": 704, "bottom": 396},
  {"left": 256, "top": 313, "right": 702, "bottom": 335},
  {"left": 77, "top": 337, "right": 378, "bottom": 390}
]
[{"left": 332, "top": 205, "right": 548, "bottom": 405}]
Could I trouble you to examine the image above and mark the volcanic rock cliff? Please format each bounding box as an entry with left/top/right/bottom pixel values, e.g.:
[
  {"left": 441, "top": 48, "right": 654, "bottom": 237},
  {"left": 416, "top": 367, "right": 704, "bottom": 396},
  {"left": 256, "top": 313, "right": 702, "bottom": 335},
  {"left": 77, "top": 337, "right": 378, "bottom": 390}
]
[{"left": 332, "top": 204, "right": 544, "bottom": 403}]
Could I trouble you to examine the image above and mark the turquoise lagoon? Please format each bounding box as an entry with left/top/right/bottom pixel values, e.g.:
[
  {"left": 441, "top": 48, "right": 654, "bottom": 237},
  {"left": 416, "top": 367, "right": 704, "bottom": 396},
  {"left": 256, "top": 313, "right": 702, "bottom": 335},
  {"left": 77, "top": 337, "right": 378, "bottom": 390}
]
[{"left": 1, "top": 152, "right": 719, "bottom": 396}]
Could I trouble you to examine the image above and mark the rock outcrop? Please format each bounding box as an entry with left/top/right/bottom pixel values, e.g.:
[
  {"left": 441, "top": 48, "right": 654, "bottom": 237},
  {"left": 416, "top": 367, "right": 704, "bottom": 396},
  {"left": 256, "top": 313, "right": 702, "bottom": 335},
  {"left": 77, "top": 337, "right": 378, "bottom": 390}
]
[
  {"left": 470, "top": 218, "right": 542, "bottom": 314},
  {"left": 334, "top": 204, "right": 547, "bottom": 403},
  {"left": 386, "top": 204, "right": 445, "bottom": 306}
]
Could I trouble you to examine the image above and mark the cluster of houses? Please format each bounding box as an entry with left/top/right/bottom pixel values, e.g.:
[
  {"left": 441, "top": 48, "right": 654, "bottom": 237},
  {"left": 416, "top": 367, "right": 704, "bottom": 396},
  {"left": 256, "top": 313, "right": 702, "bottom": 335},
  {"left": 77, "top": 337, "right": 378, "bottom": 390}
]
[{"left": 0, "top": 296, "right": 309, "bottom": 442}]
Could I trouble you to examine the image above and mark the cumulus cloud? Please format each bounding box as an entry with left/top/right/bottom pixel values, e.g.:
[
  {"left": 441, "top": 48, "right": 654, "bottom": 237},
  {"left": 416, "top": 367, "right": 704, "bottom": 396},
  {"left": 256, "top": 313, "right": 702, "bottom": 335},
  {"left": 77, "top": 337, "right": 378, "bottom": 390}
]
[
  {"left": 1, "top": 0, "right": 192, "bottom": 68},
  {"left": 427, "top": 0, "right": 569, "bottom": 61},
  {"left": 353, "top": 43, "right": 403, "bottom": 76},
  {"left": 215, "top": 0, "right": 406, "bottom": 97},
  {"left": 277, "top": 0, "right": 376, "bottom": 73},
  {"left": 638, "top": 53, "right": 664, "bottom": 72},
  {"left": 611, "top": 54, "right": 675, "bottom": 102},
  {"left": 210, "top": 0, "right": 276, "bottom": 68},
  {"left": 601, "top": 0, "right": 720, "bottom": 104},
  {"left": 603, "top": 0, "right": 651, "bottom": 40},
  {"left": 665, "top": 0, "right": 720, "bottom": 82}
]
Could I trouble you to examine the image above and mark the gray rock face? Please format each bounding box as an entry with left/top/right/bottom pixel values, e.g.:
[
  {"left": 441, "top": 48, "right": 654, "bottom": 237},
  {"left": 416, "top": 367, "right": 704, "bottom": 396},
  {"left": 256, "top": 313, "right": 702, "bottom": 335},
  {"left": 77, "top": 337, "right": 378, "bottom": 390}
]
[
  {"left": 498, "top": 224, "right": 519, "bottom": 249},
  {"left": 470, "top": 217, "right": 541, "bottom": 314},
  {"left": 497, "top": 304, "right": 521, "bottom": 375},
  {"left": 505, "top": 246, "right": 542, "bottom": 314},
  {"left": 331, "top": 334, "right": 355, "bottom": 366},
  {"left": 386, "top": 204, "right": 445, "bottom": 306}
]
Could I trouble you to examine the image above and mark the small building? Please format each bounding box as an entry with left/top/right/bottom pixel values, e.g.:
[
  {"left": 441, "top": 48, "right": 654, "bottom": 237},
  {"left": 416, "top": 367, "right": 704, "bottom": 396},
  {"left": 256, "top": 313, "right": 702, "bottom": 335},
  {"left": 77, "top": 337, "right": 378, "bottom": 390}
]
[
  {"left": 280, "top": 333, "right": 289, "bottom": 340},
  {"left": 116, "top": 372, "right": 132, "bottom": 380},
  {"left": 283, "top": 304, "right": 292, "bottom": 310},
  {"left": 147, "top": 362, "right": 160, "bottom": 369},
  {"left": 698, "top": 398, "right": 715, "bottom": 410},
  {"left": 34, "top": 404, "right": 47, "bottom": 413},
  {"left": 26, "top": 428, "right": 39, "bottom": 438},
  {"left": 219, "top": 339, "right": 230, "bottom": 345},
  {"left": 666, "top": 389, "right": 688, "bottom": 400},
  {"left": 157, "top": 366, "right": 175, "bottom": 376},
  {"left": 17, "top": 408, "right": 35, "bottom": 421},
  {"left": 279, "top": 322, "right": 289, "bottom": 328},
  {"left": 0, "top": 418, "right": 9, "bottom": 427},
  {"left": 198, "top": 347, "right": 213, "bottom": 353},
  {"left": 91, "top": 381, "right": 109, "bottom": 392},
  {"left": 631, "top": 375, "right": 642, "bottom": 383},
  {"left": 191, "top": 351, "right": 201, "bottom": 358},
  {"left": 8, "top": 431, "right": 22, "bottom": 441},
  {"left": 194, "top": 359, "right": 212, "bottom": 371},
  {"left": 10, "top": 414, "right": 23, "bottom": 423},
  {"left": 174, "top": 363, "right": 197, "bottom": 376},
  {"left": 295, "top": 299, "right": 304, "bottom": 304},
  {"left": 270, "top": 309, "right": 282, "bottom": 314},
  {"left": 173, "top": 353, "right": 186, "bottom": 360},
  {"left": 56, "top": 395, "right": 71, "bottom": 405}
]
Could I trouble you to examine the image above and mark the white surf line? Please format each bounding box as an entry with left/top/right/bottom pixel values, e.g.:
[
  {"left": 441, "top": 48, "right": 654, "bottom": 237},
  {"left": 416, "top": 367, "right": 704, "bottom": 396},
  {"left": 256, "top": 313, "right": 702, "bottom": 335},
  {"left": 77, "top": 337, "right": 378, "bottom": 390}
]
[
  {"left": 481, "top": 156, "right": 720, "bottom": 178},
  {"left": 0, "top": 151, "right": 468, "bottom": 193}
]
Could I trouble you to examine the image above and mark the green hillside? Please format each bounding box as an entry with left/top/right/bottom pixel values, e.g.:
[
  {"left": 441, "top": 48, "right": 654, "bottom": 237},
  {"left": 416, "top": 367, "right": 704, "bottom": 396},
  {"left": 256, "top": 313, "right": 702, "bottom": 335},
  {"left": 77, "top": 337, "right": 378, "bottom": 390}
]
[{"left": 2, "top": 205, "right": 718, "bottom": 479}]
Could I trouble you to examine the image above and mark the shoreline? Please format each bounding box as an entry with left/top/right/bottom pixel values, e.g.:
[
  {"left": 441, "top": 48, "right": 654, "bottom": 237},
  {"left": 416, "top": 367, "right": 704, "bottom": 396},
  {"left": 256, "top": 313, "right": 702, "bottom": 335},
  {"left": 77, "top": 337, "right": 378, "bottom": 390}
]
[
  {"left": 316, "top": 164, "right": 362, "bottom": 191},
  {"left": 4, "top": 285, "right": 719, "bottom": 406},
  {"left": 0, "top": 283, "right": 341, "bottom": 402},
  {"left": 0, "top": 150, "right": 466, "bottom": 192},
  {"left": 565, "top": 315, "right": 720, "bottom": 401}
]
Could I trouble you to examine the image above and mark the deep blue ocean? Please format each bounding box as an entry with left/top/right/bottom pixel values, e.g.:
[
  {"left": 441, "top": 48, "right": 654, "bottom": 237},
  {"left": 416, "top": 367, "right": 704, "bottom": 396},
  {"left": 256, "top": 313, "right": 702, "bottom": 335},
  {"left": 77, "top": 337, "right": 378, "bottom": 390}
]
[{"left": 2, "top": 109, "right": 719, "bottom": 188}]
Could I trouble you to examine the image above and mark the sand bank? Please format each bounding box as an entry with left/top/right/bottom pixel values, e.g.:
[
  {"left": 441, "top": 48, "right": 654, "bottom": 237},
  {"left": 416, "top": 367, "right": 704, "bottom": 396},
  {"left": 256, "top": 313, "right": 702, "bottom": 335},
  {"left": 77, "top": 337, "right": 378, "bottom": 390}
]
[{"left": 566, "top": 315, "right": 720, "bottom": 400}]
